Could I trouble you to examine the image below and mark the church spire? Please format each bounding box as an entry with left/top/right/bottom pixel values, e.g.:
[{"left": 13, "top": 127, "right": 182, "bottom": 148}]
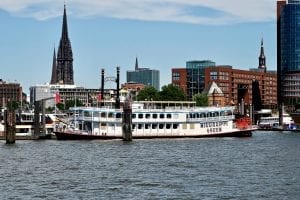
[
  {"left": 61, "top": 4, "right": 69, "bottom": 40},
  {"left": 50, "top": 47, "right": 57, "bottom": 84},
  {"left": 258, "top": 38, "right": 266, "bottom": 72},
  {"left": 56, "top": 3, "right": 74, "bottom": 85}
]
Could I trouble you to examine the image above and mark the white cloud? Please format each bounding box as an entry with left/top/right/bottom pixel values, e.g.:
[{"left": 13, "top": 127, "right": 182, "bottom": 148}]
[{"left": 0, "top": 0, "right": 275, "bottom": 24}]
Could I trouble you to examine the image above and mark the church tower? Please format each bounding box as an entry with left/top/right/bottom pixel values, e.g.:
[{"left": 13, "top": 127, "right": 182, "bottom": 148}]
[
  {"left": 50, "top": 47, "right": 57, "bottom": 84},
  {"left": 258, "top": 38, "right": 266, "bottom": 73},
  {"left": 53, "top": 4, "right": 74, "bottom": 85}
]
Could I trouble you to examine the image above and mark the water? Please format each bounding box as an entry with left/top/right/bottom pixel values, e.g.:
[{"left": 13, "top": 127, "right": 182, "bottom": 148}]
[{"left": 1, "top": 131, "right": 300, "bottom": 200}]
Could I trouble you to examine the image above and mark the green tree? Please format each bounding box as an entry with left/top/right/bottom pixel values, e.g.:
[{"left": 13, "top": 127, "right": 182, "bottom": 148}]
[
  {"left": 56, "top": 99, "right": 84, "bottom": 111},
  {"left": 137, "top": 86, "right": 159, "bottom": 101},
  {"left": 193, "top": 93, "right": 208, "bottom": 107},
  {"left": 158, "top": 84, "right": 186, "bottom": 101}
]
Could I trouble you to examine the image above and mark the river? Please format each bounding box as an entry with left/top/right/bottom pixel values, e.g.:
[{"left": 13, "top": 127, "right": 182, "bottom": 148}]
[{"left": 1, "top": 131, "right": 300, "bottom": 199}]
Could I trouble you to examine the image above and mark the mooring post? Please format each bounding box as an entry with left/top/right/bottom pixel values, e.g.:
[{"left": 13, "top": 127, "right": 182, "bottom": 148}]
[
  {"left": 122, "top": 96, "right": 132, "bottom": 141},
  {"left": 5, "top": 104, "right": 16, "bottom": 144},
  {"left": 34, "top": 101, "right": 41, "bottom": 139}
]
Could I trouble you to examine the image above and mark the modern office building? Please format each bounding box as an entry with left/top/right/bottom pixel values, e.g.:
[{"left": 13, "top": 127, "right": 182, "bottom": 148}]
[
  {"left": 186, "top": 60, "right": 216, "bottom": 100},
  {"left": 50, "top": 4, "right": 74, "bottom": 85},
  {"left": 0, "top": 79, "right": 22, "bottom": 108},
  {"left": 277, "top": 0, "right": 300, "bottom": 110},
  {"left": 126, "top": 57, "right": 160, "bottom": 90}
]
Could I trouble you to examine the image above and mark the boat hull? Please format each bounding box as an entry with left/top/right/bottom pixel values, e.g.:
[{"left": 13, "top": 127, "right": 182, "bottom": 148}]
[{"left": 54, "top": 129, "right": 253, "bottom": 140}]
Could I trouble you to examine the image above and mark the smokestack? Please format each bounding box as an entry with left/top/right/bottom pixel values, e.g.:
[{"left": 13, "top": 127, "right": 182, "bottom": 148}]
[
  {"left": 115, "top": 67, "right": 120, "bottom": 109},
  {"left": 101, "top": 69, "right": 104, "bottom": 107}
]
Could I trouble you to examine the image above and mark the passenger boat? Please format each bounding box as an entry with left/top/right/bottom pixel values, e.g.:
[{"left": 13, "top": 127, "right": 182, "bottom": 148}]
[
  {"left": 54, "top": 101, "right": 255, "bottom": 140},
  {"left": 257, "top": 112, "right": 296, "bottom": 131},
  {"left": 0, "top": 111, "right": 63, "bottom": 139}
]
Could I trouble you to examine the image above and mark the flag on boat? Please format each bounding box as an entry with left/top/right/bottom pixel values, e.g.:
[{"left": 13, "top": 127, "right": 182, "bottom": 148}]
[
  {"left": 97, "top": 94, "right": 102, "bottom": 102},
  {"left": 55, "top": 93, "right": 61, "bottom": 104}
]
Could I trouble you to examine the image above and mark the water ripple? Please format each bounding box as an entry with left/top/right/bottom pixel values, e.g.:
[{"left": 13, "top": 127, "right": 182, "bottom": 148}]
[{"left": 1, "top": 131, "right": 300, "bottom": 199}]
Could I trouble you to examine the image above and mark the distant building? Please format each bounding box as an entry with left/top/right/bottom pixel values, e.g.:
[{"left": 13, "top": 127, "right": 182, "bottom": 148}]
[
  {"left": 121, "top": 82, "right": 145, "bottom": 99},
  {"left": 126, "top": 57, "right": 160, "bottom": 90},
  {"left": 30, "top": 84, "right": 102, "bottom": 108},
  {"left": 0, "top": 79, "right": 22, "bottom": 108},
  {"left": 171, "top": 60, "right": 216, "bottom": 100},
  {"left": 203, "top": 82, "right": 225, "bottom": 107},
  {"left": 172, "top": 68, "right": 187, "bottom": 95},
  {"left": 50, "top": 4, "right": 74, "bottom": 85},
  {"left": 277, "top": 0, "right": 300, "bottom": 110},
  {"left": 186, "top": 60, "right": 216, "bottom": 100},
  {"left": 204, "top": 66, "right": 277, "bottom": 109},
  {"left": 172, "top": 41, "right": 277, "bottom": 108}
]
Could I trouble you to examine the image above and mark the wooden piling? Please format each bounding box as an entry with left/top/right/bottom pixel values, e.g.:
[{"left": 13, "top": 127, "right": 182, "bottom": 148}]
[
  {"left": 5, "top": 109, "right": 16, "bottom": 144},
  {"left": 122, "top": 97, "right": 132, "bottom": 141}
]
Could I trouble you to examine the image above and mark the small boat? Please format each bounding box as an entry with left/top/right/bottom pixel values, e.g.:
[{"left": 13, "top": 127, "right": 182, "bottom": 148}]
[{"left": 54, "top": 101, "right": 255, "bottom": 140}]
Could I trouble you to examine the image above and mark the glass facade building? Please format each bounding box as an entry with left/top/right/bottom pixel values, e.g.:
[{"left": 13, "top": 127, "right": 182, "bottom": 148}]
[
  {"left": 127, "top": 69, "right": 160, "bottom": 91},
  {"left": 186, "top": 60, "right": 216, "bottom": 100},
  {"left": 278, "top": 0, "right": 300, "bottom": 108}
]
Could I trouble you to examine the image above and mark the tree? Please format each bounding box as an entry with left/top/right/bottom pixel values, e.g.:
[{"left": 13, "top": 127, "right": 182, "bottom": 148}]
[
  {"left": 158, "top": 84, "right": 186, "bottom": 101},
  {"left": 193, "top": 93, "right": 208, "bottom": 107},
  {"left": 136, "top": 86, "right": 159, "bottom": 101},
  {"left": 56, "top": 99, "right": 84, "bottom": 111}
]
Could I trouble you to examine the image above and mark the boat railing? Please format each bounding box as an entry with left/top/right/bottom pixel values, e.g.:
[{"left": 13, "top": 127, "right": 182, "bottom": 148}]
[{"left": 187, "top": 116, "right": 233, "bottom": 122}]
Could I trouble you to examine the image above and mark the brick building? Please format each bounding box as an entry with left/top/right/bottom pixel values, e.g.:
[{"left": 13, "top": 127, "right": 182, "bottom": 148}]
[
  {"left": 204, "top": 66, "right": 277, "bottom": 109},
  {"left": 172, "top": 68, "right": 187, "bottom": 95},
  {"left": 0, "top": 79, "right": 22, "bottom": 108}
]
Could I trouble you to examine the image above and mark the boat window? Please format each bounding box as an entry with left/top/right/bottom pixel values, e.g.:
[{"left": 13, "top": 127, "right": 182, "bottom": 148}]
[
  {"left": 152, "top": 124, "right": 157, "bottom": 129},
  {"left": 173, "top": 124, "right": 178, "bottom": 129},
  {"left": 116, "top": 113, "right": 122, "bottom": 118},
  {"left": 195, "top": 113, "right": 200, "bottom": 118},
  {"left": 189, "top": 113, "right": 193, "bottom": 118},
  {"left": 101, "top": 112, "right": 106, "bottom": 118},
  {"left": 108, "top": 113, "right": 114, "bottom": 118},
  {"left": 190, "top": 124, "right": 195, "bottom": 129},
  {"left": 200, "top": 113, "right": 206, "bottom": 118},
  {"left": 146, "top": 114, "right": 151, "bottom": 119},
  {"left": 132, "top": 114, "right": 136, "bottom": 119},
  {"left": 160, "top": 114, "right": 165, "bottom": 119},
  {"left": 138, "top": 114, "right": 143, "bottom": 119},
  {"left": 159, "top": 124, "right": 164, "bottom": 129},
  {"left": 145, "top": 124, "right": 150, "bottom": 129},
  {"left": 132, "top": 124, "right": 136, "bottom": 129},
  {"left": 93, "top": 112, "right": 99, "bottom": 117},
  {"left": 220, "top": 111, "right": 225, "bottom": 116},
  {"left": 101, "top": 123, "right": 106, "bottom": 127},
  {"left": 153, "top": 114, "right": 157, "bottom": 119},
  {"left": 166, "top": 124, "right": 171, "bottom": 129},
  {"left": 138, "top": 124, "right": 143, "bottom": 129},
  {"left": 182, "top": 124, "right": 187, "bottom": 129},
  {"left": 215, "top": 112, "right": 219, "bottom": 117},
  {"left": 84, "top": 111, "right": 91, "bottom": 117},
  {"left": 167, "top": 114, "right": 172, "bottom": 119},
  {"left": 200, "top": 123, "right": 204, "bottom": 128},
  {"left": 173, "top": 114, "right": 179, "bottom": 119}
]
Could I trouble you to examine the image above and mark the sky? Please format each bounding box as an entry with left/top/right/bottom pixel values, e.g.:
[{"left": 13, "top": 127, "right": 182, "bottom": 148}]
[{"left": 0, "top": 0, "right": 277, "bottom": 93}]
